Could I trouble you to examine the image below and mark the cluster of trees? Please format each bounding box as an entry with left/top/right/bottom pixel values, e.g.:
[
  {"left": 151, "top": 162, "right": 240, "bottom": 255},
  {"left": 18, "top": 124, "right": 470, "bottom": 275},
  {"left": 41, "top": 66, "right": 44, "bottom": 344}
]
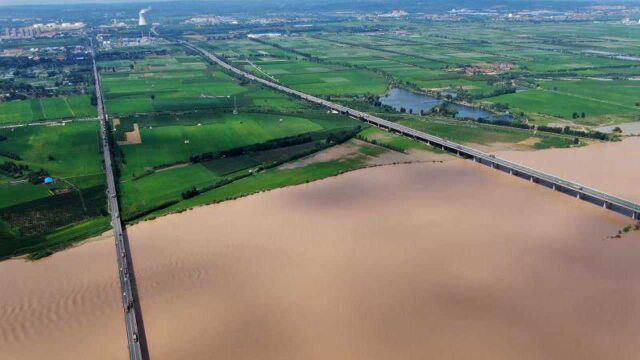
[
  {"left": 0, "top": 135, "right": 7, "bottom": 142},
  {"left": 572, "top": 112, "right": 586, "bottom": 119},
  {"left": 0, "top": 161, "right": 29, "bottom": 177},
  {"left": 543, "top": 125, "right": 608, "bottom": 140},
  {"left": 0, "top": 79, "right": 48, "bottom": 101},
  {"left": 0, "top": 150, "right": 21, "bottom": 161},
  {"left": 27, "top": 168, "right": 49, "bottom": 184},
  {"left": 326, "top": 129, "right": 359, "bottom": 145},
  {"left": 97, "top": 51, "right": 151, "bottom": 62},
  {"left": 181, "top": 176, "right": 243, "bottom": 200},
  {"left": 470, "top": 117, "right": 610, "bottom": 140},
  {"left": 0, "top": 160, "right": 50, "bottom": 183},
  {"left": 428, "top": 101, "right": 458, "bottom": 117},
  {"left": 191, "top": 134, "right": 316, "bottom": 164},
  {"left": 189, "top": 152, "right": 215, "bottom": 163},
  {"left": 181, "top": 187, "right": 200, "bottom": 199},
  {"left": 471, "top": 85, "right": 517, "bottom": 100},
  {"left": 0, "top": 66, "right": 90, "bottom": 101}
]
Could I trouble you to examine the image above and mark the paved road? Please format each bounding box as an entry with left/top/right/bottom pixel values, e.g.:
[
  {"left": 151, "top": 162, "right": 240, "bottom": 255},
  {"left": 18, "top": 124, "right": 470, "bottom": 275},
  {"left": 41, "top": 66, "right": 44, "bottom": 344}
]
[
  {"left": 185, "top": 41, "right": 640, "bottom": 220},
  {"left": 91, "top": 42, "right": 150, "bottom": 360}
]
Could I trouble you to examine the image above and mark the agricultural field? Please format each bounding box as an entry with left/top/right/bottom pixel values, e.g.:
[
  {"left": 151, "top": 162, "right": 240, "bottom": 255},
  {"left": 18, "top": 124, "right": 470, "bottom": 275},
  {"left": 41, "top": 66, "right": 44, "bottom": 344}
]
[
  {"left": 0, "top": 121, "right": 106, "bottom": 259},
  {"left": 208, "top": 21, "right": 640, "bottom": 128},
  {"left": 99, "top": 47, "right": 308, "bottom": 115},
  {"left": 115, "top": 109, "right": 365, "bottom": 219},
  {"left": 0, "top": 95, "right": 95, "bottom": 125},
  {"left": 203, "top": 40, "right": 390, "bottom": 96}
]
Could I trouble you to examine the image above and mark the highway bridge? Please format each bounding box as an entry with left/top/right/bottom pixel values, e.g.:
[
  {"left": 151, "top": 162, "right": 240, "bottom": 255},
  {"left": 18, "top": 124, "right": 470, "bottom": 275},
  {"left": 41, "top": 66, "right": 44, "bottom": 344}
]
[
  {"left": 185, "top": 42, "right": 640, "bottom": 220},
  {"left": 91, "top": 42, "right": 150, "bottom": 360}
]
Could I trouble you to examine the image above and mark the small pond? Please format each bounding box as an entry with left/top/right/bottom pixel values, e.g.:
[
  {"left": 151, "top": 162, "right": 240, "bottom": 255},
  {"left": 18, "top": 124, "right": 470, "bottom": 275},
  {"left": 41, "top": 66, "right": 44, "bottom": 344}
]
[{"left": 380, "top": 88, "right": 513, "bottom": 122}]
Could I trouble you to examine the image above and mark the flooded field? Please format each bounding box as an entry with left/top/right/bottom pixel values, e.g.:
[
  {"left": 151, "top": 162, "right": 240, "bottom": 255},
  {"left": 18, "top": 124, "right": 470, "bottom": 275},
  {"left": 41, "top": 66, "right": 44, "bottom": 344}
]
[{"left": 2, "top": 158, "right": 639, "bottom": 360}]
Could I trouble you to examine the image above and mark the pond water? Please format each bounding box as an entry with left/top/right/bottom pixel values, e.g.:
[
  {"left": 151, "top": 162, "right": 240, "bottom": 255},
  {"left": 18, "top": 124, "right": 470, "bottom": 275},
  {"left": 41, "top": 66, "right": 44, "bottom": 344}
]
[{"left": 380, "top": 88, "right": 513, "bottom": 122}]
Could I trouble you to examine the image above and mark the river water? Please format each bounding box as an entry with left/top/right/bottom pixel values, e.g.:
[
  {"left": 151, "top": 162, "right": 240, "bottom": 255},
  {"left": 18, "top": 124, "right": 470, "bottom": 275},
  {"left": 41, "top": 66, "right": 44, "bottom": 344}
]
[
  {"left": 380, "top": 87, "right": 514, "bottom": 122},
  {"left": 1, "top": 155, "right": 639, "bottom": 360},
  {"left": 498, "top": 136, "right": 640, "bottom": 203}
]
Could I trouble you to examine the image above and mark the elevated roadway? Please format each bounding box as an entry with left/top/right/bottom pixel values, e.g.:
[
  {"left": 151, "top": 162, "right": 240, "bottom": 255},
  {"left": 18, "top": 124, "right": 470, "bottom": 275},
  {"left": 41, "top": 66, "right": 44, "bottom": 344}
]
[{"left": 91, "top": 42, "right": 150, "bottom": 360}]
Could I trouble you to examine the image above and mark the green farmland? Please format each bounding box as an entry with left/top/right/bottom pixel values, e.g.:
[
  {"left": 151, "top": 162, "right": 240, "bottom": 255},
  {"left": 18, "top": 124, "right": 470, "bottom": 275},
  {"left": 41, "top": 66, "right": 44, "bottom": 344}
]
[
  {"left": 115, "top": 111, "right": 358, "bottom": 179},
  {"left": 0, "top": 95, "right": 96, "bottom": 125},
  {"left": 208, "top": 22, "right": 640, "bottom": 127},
  {"left": 0, "top": 121, "right": 106, "bottom": 259}
]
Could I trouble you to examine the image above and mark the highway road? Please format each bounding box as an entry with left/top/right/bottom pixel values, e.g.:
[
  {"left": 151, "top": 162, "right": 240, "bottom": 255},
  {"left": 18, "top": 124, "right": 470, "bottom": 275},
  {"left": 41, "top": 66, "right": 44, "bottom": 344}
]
[
  {"left": 91, "top": 42, "right": 149, "bottom": 360},
  {"left": 185, "top": 41, "right": 640, "bottom": 220}
]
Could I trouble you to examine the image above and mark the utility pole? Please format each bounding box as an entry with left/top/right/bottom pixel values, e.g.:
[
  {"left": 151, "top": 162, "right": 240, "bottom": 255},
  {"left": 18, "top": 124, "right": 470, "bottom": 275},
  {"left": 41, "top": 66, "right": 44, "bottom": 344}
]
[{"left": 233, "top": 96, "right": 238, "bottom": 115}]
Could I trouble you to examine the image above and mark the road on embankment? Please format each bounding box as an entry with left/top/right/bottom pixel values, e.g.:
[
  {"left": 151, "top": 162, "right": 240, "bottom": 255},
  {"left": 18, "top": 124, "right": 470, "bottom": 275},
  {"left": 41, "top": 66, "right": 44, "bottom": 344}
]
[
  {"left": 91, "top": 42, "right": 150, "bottom": 360},
  {"left": 184, "top": 41, "right": 640, "bottom": 220}
]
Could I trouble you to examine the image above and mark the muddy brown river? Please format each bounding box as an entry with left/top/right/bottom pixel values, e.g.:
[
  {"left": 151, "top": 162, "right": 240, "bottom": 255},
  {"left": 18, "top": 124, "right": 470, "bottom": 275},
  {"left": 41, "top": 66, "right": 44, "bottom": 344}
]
[{"left": 1, "top": 143, "right": 639, "bottom": 359}]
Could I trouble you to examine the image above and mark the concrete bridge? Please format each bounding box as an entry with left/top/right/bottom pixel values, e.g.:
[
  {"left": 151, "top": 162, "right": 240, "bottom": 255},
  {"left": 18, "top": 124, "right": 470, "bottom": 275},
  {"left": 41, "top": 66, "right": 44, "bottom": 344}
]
[
  {"left": 91, "top": 42, "right": 150, "bottom": 360},
  {"left": 185, "top": 42, "right": 640, "bottom": 220}
]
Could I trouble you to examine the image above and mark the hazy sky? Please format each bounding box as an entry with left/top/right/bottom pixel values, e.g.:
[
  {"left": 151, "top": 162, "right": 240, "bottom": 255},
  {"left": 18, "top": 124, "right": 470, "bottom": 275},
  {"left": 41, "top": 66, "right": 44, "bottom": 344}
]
[{"left": 0, "top": 0, "right": 172, "bottom": 5}]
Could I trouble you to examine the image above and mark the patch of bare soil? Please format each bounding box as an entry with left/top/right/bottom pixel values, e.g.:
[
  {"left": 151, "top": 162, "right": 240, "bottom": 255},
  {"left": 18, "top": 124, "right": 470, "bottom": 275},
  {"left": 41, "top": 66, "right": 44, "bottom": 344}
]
[{"left": 117, "top": 123, "right": 142, "bottom": 145}]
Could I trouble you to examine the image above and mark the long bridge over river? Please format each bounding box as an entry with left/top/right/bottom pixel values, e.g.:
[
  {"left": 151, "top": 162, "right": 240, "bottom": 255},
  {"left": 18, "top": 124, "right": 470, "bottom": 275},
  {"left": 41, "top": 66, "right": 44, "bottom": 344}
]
[
  {"left": 91, "top": 42, "right": 150, "bottom": 360},
  {"left": 185, "top": 41, "right": 640, "bottom": 220}
]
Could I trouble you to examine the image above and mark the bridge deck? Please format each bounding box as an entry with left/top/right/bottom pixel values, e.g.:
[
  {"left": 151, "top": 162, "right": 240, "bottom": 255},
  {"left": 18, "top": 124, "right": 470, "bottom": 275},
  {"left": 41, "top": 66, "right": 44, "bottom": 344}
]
[
  {"left": 91, "top": 43, "right": 149, "bottom": 360},
  {"left": 186, "top": 42, "right": 640, "bottom": 220}
]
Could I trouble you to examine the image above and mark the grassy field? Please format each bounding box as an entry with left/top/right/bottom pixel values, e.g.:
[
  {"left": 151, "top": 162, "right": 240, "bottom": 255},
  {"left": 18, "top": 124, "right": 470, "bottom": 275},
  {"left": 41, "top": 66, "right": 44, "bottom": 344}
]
[
  {"left": 209, "top": 22, "right": 640, "bottom": 126},
  {"left": 0, "top": 121, "right": 102, "bottom": 178},
  {"left": 204, "top": 40, "right": 389, "bottom": 96},
  {"left": 101, "top": 52, "right": 247, "bottom": 115},
  {"left": 0, "top": 95, "right": 96, "bottom": 125},
  {"left": 358, "top": 127, "right": 435, "bottom": 152},
  {"left": 0, "top": 121, "right": 106, "bottom": 258},
  {"left": 115, "top": 111, "right": 359, "bottom": 179},
  {"left": 120, "top": 164, "right": 221, "bottom": 218}
]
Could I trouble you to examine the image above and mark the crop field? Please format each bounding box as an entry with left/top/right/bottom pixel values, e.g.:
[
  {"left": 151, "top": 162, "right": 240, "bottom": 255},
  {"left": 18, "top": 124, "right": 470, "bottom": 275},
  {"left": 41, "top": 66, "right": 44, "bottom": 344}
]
[
  {"left": 114, "top": 111, "right": 358, "bottom": 178},
  {"left": 203, "top": 41, "right": 389, "bottom": 96},
  {"left": 0, "top": 121, "right": 106, "bottom": 258},
  {"left": 0, "top": 95, "right": 96, "bottom": 125},
  {"left": 100, "top": 49, "right": 310, "bottom": 115},
  {"left": 100, "top": 51, "right": 246, "bottom": 115},
  {"left": 207, "top": 21, "right": 640, "bottom": 127},
  {"left": 120, "top": 164, "right": 221, "bottom": 217}
]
